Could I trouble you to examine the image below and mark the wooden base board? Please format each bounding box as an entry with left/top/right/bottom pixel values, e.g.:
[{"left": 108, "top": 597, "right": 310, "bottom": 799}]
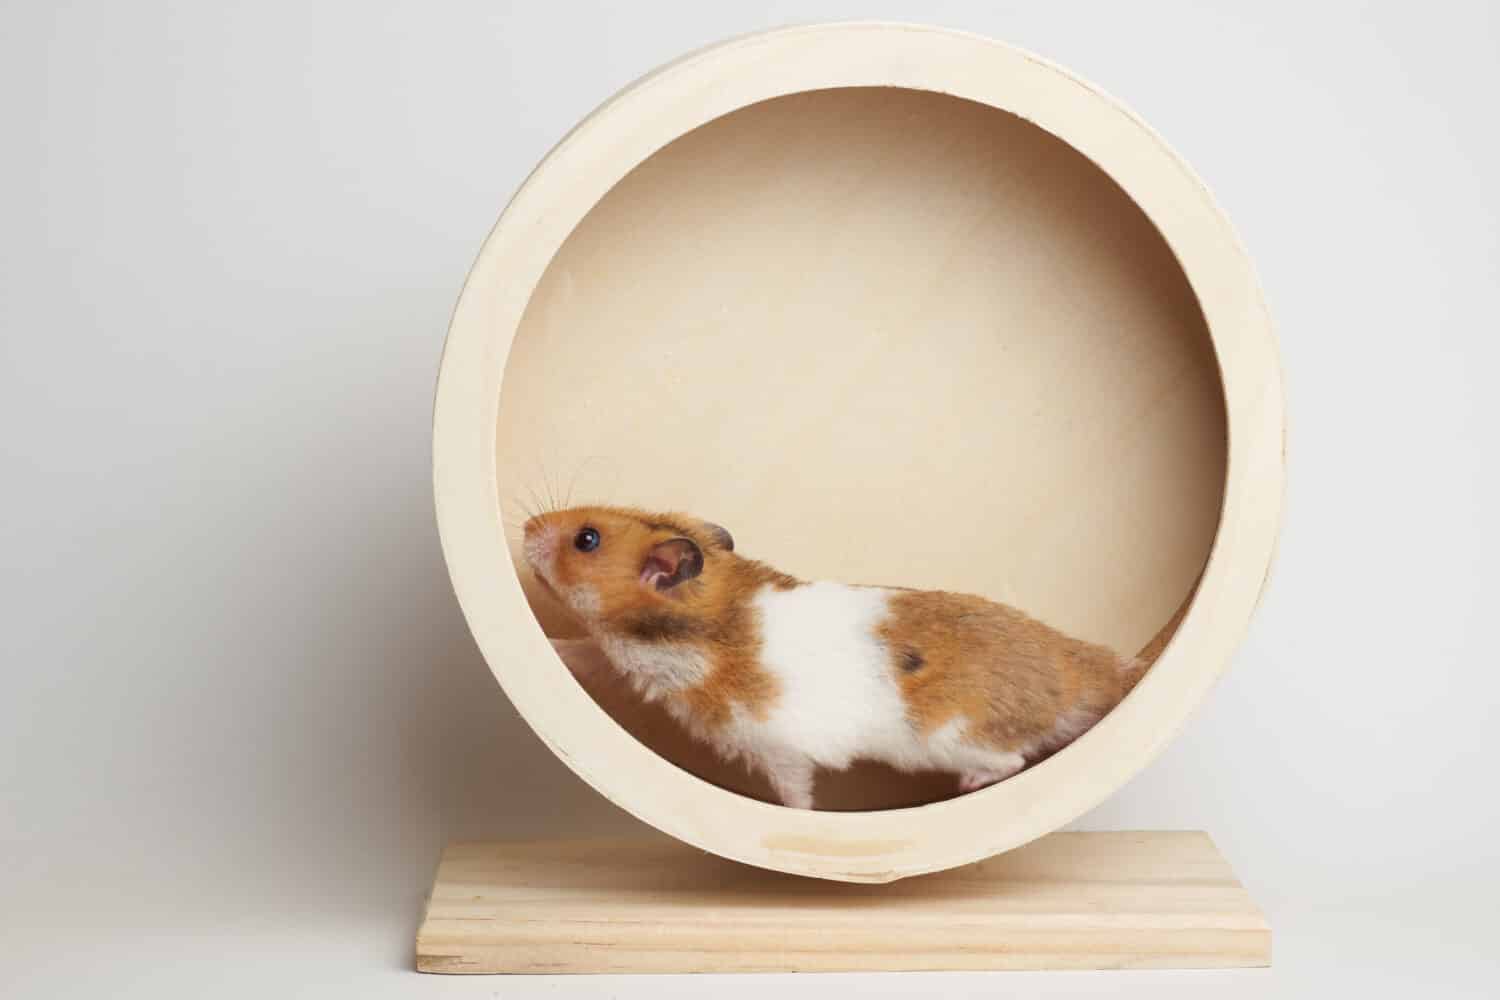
[{"left": 416, "top": 831, "right": 1269, "bottom": 974}]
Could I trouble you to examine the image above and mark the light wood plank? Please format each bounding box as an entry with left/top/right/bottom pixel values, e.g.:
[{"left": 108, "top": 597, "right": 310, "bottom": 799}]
[{"left": 417, "top": 831, "right": 1270, "bottom": 974}]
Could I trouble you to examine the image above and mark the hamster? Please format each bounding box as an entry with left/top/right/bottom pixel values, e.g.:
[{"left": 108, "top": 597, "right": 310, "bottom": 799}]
[{"left": 522, "top": 505, "right": 1186, "bottom": 810}]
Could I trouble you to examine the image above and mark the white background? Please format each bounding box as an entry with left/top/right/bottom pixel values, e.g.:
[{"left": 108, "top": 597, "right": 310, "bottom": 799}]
[{"left": 3, "top": 2, "right": 1496, "bottom": 996}]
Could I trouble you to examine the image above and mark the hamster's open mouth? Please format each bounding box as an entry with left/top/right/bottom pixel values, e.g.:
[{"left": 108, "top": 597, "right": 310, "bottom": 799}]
[
  {"left": 528, "top": 568, "right": 559, "bottom": 600},
  {"left": 528, "top": 568, "right": 575, "bottom": 613}
]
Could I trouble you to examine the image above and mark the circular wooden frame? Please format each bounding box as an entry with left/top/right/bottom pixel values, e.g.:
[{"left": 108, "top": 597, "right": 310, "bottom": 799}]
[{"left": 433, "top": 23, "right": 1284, "bottom": 883}]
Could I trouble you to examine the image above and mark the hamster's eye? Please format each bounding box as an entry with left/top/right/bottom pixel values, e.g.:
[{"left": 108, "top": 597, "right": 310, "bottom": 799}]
[{"left": 573, "top": 527, "right": 600, "bottom": 552}]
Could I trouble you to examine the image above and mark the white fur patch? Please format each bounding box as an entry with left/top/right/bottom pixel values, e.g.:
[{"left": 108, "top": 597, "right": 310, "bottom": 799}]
[
  {"left": 567, "top": 584, "right": 600, "bottom": 618},
  {"left": 600, "top": 635, "right": 706, "bottom": 703},
  {"left": 710, "top": 583, "right": 1043, "bottom": 802},
  {"left": 746, "top": 582, "right": 908, "bottom": 773},
  {"left": 924, "top": 716, "right": 1028, "bottom": 777}
]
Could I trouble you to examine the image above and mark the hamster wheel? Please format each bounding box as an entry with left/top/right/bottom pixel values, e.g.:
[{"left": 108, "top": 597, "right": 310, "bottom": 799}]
[{"left": 433, "top": 23, "right": 1284, "bottom": 882}]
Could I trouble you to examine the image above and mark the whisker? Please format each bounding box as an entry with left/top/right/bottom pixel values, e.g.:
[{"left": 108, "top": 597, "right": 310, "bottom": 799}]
[
  {"left": 509, "top": 490, "right": 538, "bottom": 521},
  {"left": 532, "top": 453, "right": 553, "bottom": 514},
  {"left": 545, "top": 465, "right": 561, "bottom": 513}
]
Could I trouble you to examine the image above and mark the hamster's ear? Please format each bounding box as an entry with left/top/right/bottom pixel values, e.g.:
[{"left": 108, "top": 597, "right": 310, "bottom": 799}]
[
  {"left": 702, "top": 521, "right": 734, "bottom": 552},
  {"left": 641, "top": 538, "right": 704, "bottom": 592}
]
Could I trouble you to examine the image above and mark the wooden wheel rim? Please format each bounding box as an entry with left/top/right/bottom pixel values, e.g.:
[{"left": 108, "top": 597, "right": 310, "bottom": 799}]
[{"left": 433, "top": 23, "right": 1284, "bottom": 882}]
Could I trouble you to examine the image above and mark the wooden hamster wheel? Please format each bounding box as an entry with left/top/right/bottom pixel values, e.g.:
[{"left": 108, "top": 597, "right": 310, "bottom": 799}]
[{"left": 433, "top": 23, "right": 1284, "bottom": 883}]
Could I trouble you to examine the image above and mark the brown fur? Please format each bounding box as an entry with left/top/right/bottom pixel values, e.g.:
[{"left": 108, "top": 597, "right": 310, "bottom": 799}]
[
  {"left": 527, "top": 504, "right": 1192, "bottom": 775},
  {"left": 877, "top": 590, "right": 1131, "bottom": 756}
]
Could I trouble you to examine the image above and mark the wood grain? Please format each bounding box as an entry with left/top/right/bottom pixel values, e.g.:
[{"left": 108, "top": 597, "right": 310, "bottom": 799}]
[{"left": 417, "top": 832, "right": 1270, "bottom": 974}]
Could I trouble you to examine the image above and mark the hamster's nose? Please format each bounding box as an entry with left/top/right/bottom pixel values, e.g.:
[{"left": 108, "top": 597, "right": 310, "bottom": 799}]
[{"left": 522, "top": 518, "right": 557, "bottom": 569}]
